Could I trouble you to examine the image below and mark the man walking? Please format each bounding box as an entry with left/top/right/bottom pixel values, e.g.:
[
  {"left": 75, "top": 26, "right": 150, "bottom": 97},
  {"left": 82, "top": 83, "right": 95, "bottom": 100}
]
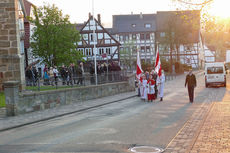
[{"left": 185, "top": 69, "right": 197, "bottom": 103}]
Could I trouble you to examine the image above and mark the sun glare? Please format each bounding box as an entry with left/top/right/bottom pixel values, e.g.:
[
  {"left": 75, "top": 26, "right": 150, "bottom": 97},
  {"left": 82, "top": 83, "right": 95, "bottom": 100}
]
[{"left": 209, "top": 0, "right": 230, "bottom": 18}]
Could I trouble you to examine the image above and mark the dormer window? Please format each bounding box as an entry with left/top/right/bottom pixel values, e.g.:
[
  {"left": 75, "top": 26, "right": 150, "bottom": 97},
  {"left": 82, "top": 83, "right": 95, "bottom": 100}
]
[
  {"left": 145, "top": 23, "right": 151, "bottom": 28},
  {"left": 132, "top": 24, "right": 136, "bottom": 28}
]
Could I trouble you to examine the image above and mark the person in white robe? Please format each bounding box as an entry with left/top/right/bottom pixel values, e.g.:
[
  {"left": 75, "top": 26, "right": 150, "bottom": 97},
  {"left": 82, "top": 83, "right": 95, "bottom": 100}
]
[
  {"left": 159, "top": 70, "right": 165, "bottom": 101},
  {"left": 141, "top": 75, "right": 148, "bottom": 101}
]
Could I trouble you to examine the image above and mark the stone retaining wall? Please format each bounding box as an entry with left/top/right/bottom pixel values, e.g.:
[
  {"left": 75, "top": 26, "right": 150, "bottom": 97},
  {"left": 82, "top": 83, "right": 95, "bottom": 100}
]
[{"left": 4, "top": 74, "right": 136, "bottom": 115}]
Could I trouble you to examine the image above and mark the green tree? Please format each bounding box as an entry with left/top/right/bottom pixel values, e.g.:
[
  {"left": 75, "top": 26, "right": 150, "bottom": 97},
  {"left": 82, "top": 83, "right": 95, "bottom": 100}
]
[
  {"left": 29, "top": 4, "right": 82, "bottom": 67},
  {"left": 120, "top": 41, "right": 136, "bottom": 70},
  {"left": 158, "top": 11, "right": 200, "bottom": 72}
]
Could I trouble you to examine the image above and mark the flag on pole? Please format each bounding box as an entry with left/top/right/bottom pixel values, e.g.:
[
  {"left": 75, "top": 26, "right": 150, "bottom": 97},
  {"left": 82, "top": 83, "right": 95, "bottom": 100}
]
[
  {"left": 136, "top": 50, "right": 143, "bottom": 80},
  {"left": 155, "top": 45, "right": 162, "bottom": 77}
]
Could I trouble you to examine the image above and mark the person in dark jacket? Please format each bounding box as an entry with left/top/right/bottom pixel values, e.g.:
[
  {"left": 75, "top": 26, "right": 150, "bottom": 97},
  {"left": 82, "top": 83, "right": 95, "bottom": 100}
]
[
  {"left": 25, "top": 66, "right": 33, "bottom": 86},
  {"left": 185, "top": 69, "right": 197, "bottom": 103},
  {"left": 60, "top": 65, "right": 67, "bottom": 85}
]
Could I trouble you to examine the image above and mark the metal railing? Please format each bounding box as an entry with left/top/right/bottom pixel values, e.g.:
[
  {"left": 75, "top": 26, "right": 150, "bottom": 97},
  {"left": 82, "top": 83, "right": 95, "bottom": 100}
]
[
  {"left": 165, "top": 74, "right": 177, "bottom": 82},
  {"left": 23, "top": 71, "right": 128, "bottom": 92}
]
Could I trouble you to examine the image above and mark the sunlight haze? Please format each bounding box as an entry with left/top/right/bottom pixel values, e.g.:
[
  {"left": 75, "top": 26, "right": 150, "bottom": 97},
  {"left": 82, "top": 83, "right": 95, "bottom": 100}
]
[
  {"left": 28, "top": 0, "right": 230, "bottom": 27},
  {"left": 28, "top": 0, "right": 174, "bottom": 27}
]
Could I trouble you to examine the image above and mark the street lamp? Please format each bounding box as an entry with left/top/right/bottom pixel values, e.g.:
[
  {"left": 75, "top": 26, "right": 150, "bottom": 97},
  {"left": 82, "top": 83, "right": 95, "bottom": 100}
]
[{"left": 92, "top": 0, "right": 97, "bottom": 85}]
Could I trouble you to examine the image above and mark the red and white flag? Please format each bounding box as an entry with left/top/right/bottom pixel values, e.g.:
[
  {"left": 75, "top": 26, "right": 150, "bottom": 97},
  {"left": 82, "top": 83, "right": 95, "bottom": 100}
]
[
  {"left": 136, "top": 50, "right": 143, "bottom": 80},
  {"left": 155, "top": 45, "right": 162, "bottom": 77}
]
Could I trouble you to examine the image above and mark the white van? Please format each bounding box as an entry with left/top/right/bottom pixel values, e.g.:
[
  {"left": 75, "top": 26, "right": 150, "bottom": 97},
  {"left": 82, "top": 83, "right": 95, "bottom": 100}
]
[{"left": 204, "top": 62, "right": 226, "bottom": 87}]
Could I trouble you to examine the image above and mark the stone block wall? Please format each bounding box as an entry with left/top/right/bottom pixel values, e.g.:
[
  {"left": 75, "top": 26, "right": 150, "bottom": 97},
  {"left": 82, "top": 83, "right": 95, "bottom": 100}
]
[
  {"left": 0, "top": 0, "right": 25, "bottom": 91},
  {"left": 16, "top": 81, "right": 134, "bottom": 114},
  {"left": 3, "top": 64, "right": 136, "bottom": 116}
]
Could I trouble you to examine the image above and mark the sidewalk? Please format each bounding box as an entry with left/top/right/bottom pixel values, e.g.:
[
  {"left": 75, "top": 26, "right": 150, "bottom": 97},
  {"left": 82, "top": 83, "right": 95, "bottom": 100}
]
[
  {"left": 189, "top": 101, "right": 230, "bottom": 153},
  {"left": 0, "top": 91, "right": 136, "bottom": 132}
]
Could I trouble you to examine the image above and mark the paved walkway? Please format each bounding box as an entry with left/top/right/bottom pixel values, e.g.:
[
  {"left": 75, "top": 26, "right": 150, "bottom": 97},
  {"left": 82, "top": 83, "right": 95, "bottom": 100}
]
[{"left": 189, "top": 101, "right": 230, "bottom": 153}]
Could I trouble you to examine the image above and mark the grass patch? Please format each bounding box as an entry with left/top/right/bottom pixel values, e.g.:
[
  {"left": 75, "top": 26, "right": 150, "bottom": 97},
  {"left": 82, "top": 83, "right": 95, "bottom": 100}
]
[
  {"left": 0, "top": 92, "right": 5, "bottom": 108},
  {"left": 26, "top": 85, "right": 80, "bottom": 92}
]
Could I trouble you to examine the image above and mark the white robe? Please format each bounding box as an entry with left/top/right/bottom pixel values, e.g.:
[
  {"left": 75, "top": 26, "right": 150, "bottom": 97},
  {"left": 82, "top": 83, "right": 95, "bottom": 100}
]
[
  {"left": 141, "top": 80, "right": 148, "bottom": 100},
  {"left": 147, "top": 81, "right": 155, "bottom": 94},
  {"left": 139, "top": 80, "right": 143, "bottom": 97},
  {"left": 159, "top": 74, "right": 165, "bottom": 98}
]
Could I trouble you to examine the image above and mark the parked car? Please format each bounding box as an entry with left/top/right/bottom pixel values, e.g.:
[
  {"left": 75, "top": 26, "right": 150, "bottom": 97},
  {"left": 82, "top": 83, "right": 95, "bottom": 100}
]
[{"left": 204, "top": 62, "right": 226, "bottom": 87}]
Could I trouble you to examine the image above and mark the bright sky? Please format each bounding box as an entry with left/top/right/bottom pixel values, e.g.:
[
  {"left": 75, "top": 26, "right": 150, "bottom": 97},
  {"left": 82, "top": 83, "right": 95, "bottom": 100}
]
[
  {"left": 28, "top": 0, "right": 230, "bottom": 27},
  {"left": 209, "top": 0, "right": 230, "bottom": 18},
  {"left": 28, "top": 0, "right": 174, "bottom": 27}
]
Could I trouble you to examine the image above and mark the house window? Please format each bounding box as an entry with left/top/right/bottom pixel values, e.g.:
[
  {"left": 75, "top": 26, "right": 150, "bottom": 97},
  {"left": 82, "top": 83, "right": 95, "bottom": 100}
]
[
  {"left": 99, "top": 48, "right": 104, "bottom": 55},
  {"left": 106, "top": 48, "right": 111, "bottom": 54},
  {"left": 90, "top": 34, "right": 94, "bottom": 41},
  {"left": 125, "top": 35, "right": 129, "bottom": 41},
  {"left": 160, "top": 32, "right": 166, "bottom": 37},
  {"left": 140, "top": 33, "right": 145, "bottom": 40},
  {"left": 132, "top": 46, "right": 137, "bottom": 53},
  {"left": 132, "top": 34, "right": 136, "bottom": 40},
  {"left": 85, "top": 49, "right": 89, "bottom": 56},
  {"left": 131, "top": 24, "right": 136, "bottom": 28},
  {"left": 141, "top": 46, "right": 145, "bottom": 52},
  {"left": 120, "top": 35, "right": 123, "bottom": 41},
  {"left": 88, "top": 48, "right": 92, "bottom": 55},
  {"left": 146, "top": 33, "right": 150, "bottom": 40},
  {"left": 146, "top": 46, "right": 150, "bottom": 52},
  {"left": 145, "top": 23, "right": 151, "bottom": 28}
]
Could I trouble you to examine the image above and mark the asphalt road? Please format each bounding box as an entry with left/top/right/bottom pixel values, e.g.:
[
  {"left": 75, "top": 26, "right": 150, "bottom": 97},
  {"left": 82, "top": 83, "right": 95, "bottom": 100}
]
[{"left": 0, "top": 72, "right": 227, "bottom": 153}]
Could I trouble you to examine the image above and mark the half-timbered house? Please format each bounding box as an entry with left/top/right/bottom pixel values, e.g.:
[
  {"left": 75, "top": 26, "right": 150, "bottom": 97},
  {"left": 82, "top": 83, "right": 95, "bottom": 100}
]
[
  {"left": 76, "top": 14, "right": 120, "bottom": 63},
  {"left": 204, "top": 45, "right": 216, "bottom": 63}
]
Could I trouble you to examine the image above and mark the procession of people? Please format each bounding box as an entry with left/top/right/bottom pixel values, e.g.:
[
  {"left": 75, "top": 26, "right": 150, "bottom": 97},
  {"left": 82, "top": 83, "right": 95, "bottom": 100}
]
[{"left": 138, "top": 69, "right": 165, "bottom": 102}]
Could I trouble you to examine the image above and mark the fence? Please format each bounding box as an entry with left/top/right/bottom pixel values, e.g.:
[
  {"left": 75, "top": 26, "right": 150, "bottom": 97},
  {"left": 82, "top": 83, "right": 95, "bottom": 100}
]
[
  {"left": 165, "top": 74, "right": 177, "bottom": 82},
  {"left": 23, "top": 71, "right": 128, "bottom": 92}
]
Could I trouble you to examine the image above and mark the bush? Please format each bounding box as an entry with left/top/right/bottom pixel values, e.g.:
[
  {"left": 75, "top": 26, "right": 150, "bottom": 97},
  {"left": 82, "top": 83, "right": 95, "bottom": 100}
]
[{"left": 161, "top": 59, "right": 170, "bottom": 73}]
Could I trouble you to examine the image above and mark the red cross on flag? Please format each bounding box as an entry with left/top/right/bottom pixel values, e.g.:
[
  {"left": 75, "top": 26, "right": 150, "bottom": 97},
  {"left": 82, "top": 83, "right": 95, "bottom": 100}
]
[
  {"left": 155, "top": 46, "right": 162, "bottom": 77},
  {"left": 136, "top": 50, "right": 143, "bottom": 80}
]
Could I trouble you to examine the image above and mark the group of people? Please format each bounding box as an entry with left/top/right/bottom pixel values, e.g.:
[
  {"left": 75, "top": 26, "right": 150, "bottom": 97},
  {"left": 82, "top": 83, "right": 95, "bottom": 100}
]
[
  {"left": 138, "top": 69, "right": 165, "bottom": 102},
  {"left": 44, "top": 62, "right": 85, "bottom": 86},
  {"left": 89, "top": 61, "right": 122, "bottom": 84}
]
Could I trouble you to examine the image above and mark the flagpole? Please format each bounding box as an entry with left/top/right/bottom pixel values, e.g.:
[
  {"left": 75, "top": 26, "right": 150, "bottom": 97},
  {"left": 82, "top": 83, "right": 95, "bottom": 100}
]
[{"left": 155, "top": 42, "right": 159, "bottom": 67}]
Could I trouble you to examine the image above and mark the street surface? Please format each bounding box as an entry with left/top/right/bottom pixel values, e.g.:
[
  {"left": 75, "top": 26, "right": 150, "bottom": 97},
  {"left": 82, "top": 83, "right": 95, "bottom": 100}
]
[{"left": 0, "top": 72, "right": 228, "bottom": 153}]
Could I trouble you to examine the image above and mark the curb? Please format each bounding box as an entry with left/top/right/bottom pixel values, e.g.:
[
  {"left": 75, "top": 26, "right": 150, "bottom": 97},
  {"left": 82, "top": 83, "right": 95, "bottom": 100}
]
[{"left": 0, "top": 94, "right": 137, "bottom": 132}]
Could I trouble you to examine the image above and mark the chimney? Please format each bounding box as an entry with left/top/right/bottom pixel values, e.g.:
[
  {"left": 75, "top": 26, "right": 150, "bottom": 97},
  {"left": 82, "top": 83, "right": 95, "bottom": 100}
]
[
  {"left": 89, "top": 12, "right": 92, "bottom": 19},
  {"left": 97, "top": 14, "right": 101, "bottom": 24},
  {"left": 140, "top": 12, "right": 143, "bottom": 19}
]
